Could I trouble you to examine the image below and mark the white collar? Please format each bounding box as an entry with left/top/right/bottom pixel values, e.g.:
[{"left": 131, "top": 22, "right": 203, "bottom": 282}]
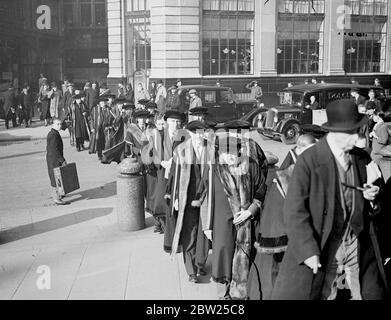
[{"left": 326, "top": 134, "right": 350, "bottom": 169}]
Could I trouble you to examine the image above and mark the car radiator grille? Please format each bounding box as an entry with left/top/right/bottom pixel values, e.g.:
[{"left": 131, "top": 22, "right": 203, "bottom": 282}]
[{"left": 265, "top": 109, "right": 276, "bottom": 129}]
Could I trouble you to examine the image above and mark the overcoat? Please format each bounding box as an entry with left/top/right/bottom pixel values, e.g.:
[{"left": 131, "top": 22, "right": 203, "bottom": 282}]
[
  {"left": 48, "top": 89, "right": 63, "bottom": 118},
  {"left": 271, "top": 138, "right": 388, "bottom": 300},
  {"left": 46, "top": 128, "right": 65, "bottom": 187},
  {"left": 3, "top": 89, "right": 16, "bottom": 114}
]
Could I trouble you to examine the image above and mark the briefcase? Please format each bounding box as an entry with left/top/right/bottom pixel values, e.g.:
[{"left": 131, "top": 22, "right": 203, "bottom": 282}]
[{"left": 53, "top": 163, "right": 80, "bottom": 196}]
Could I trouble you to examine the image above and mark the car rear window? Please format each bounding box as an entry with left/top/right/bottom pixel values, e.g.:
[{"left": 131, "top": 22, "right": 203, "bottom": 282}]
[{"left": 204, "top": 91, "right": 216, "bottom": 103}]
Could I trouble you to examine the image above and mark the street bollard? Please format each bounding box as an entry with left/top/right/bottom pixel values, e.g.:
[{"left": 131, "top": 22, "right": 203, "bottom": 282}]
[{"left": 116, "top": 157, "right": 145, "bottom": 231}]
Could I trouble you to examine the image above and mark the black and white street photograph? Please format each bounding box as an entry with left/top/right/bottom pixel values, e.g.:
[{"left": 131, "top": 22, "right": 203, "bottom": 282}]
[{"left": 1, "top": 0, "right": 391, "bottom": 306}]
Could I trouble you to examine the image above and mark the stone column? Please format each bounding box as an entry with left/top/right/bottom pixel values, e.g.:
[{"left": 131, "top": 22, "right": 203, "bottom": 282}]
[
  {"left": 150, "top": 0, "right": 201, "bottom": 79},
  {"left": 107, "top": 0, "right": 126, "bottom": 88},
  {"left": 323, "top": 0, "right": 345, "bottom": 76},
  {"left": 258, "top": 0, "right": 277, "bottom": 76}
]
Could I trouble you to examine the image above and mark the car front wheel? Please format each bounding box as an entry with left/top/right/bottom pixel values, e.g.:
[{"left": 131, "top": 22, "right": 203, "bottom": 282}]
[{"left": 281, "top": 123, "right": 300, "bottom": 145}]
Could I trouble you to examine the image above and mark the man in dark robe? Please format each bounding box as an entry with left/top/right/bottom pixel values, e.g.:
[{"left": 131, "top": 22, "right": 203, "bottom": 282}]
[
  {"left": 18, "top": 85, "right": 34, "bottom": 127},
  {"left": 272, "top": 100, "right": 389, "bottom": 300},
  {"left": 2, "top": 85, "right": 17, "bottom": 129},
  {"left": 165, "top": 121, "right": 211, "bottom": 283},
  {"left": 46, "top": 118, "right": 69, "bottom": 205},
  {"left": 72, "top": 94, "right": 90, "bottom": 152}
]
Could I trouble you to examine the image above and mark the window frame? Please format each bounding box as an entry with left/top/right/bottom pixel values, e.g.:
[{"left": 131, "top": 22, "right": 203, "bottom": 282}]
[{"left": 201, "top": 0, "right": 255, "bottom": 76}]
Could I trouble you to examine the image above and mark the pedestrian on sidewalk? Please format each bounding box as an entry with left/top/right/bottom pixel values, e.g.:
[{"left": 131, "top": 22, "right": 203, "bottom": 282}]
[
  {"left": 18, "top": 85, "right": 34, "bottom": 127},
  {"left": 2, "top": 85, "right": 17, "bottom": 129},
  {"left": 48, "top": 82, "right": 63, "bottom": 119},
  {"left": 46, "top": 118, "right": 69, "bottom": 205}
]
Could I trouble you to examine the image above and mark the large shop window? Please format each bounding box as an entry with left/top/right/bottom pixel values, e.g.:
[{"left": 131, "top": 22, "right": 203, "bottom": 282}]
[
  {"left": 202, "top": 0, "right": 255, "bottom": 76},
  {"left": 126, "top": 1, "right": 151, "bottom": 74},
  {"left": 277, "top": 0, "right": 325, "bottom": 74},
  {"left": 344, "top": 0, "right": 388, "bottom": 73}
]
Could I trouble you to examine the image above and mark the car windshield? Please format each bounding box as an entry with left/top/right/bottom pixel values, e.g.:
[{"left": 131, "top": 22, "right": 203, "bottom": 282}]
[{"left": 280, "top": 91, "right": 304, "bottom": 106}]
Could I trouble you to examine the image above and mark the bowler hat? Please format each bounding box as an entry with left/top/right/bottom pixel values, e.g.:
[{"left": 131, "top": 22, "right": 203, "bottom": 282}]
[
  {"left": 322, "top": 99, "right": 368, "bottom": 133},
  {"left": 133, "top": 110, "right": 150, "bottom": 119},
  {"left": 185, "top": 121, "right": 210, "bottom": 132},
  {"left": 164, "top": 110, "right": 186, "bottom": 122},
  {"left": 97, "top": 96, "right": 109, "bottom": 103},
  {"left": 189, "top": 89, "right": 197, "bottom": 94},
  {"left": 189, "top": 107, "right": 208, "bottom": 115}
]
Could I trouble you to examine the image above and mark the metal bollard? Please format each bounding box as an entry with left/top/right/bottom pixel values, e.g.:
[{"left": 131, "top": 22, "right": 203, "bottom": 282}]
[{"left": 116, "top": 157, "right": 145, "bottom": 231}]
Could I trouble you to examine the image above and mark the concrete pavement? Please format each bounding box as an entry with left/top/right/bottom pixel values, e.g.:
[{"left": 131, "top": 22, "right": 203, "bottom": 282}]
[{"left": 0, "top": 123, "right": 291, "bottom": 300}]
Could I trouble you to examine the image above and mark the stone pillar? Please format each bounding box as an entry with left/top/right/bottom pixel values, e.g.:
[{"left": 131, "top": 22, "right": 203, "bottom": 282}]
[
  {"left": 150, "top": 0, "right": 201, "bottom": 79},
  {"left": 258, "top": 0, "right": 277, "bottom": 76},
  {"left": 107, "top": 0, "right": 126, "bottom": 88},
  {"left": 324, "top": 0, "right": 345, "bottom": 76},
  {"left": 386, "top": 3, "right": 391, "bottom": 75}
]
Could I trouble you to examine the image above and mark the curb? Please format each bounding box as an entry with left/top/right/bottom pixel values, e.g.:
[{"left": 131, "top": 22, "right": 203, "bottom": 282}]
[{"left": 0, "top": 136, "right": 48, "bottom": 142}]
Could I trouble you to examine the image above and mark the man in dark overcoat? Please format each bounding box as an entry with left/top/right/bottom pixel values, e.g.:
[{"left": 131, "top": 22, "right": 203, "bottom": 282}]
[
  {"left": 2, "top": 85, "right": 17, "bottom": 129},
  {"left": 46, "top": 118, "right": 69, "bottom": 205},
  {"left": 73, "top": 94, "right": 90, "bottom": 152},
  {"left": 89, "top": 97, "right": 107, "bottom": 160},
  {"left": 272, "top": 99, "right": 390, "bottom": 300}
]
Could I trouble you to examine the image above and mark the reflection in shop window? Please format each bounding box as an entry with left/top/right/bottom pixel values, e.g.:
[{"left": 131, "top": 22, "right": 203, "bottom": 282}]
[
  {"left": 344, "top": 0, "right": 388, "bottom": 73},
  {"left": 202, "top": 0, "right": 255, "bottom": 75},
  {"left": 277, "top": 0, "right": 325, "bottom": 74}
]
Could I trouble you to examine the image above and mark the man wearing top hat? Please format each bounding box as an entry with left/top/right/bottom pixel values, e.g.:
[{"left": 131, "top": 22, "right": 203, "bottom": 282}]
[
  {"left": 165, "top": 121, "right": 213, "bottom": 283},
  {"left": 272, "top": 99, "right": 389, "bottom": 300},
  {"left": 72, "top": 93, "right": 90, "bottom": 152}
]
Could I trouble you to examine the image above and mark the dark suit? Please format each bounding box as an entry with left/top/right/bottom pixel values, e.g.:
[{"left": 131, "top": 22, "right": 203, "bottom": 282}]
[
  {"left": 46, "top": 128, "right": 66, "bottom": 187},
  {"left": 271, "top": 138, "right": 388, "bottom": 300},
  {"left": 3, "top": 89, "right": 17, "bottom": 128}
]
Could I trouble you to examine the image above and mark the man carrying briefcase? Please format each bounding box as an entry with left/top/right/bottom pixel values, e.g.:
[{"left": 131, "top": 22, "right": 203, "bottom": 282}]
[{"left": 46, "top": 118, "right": 70, "bottom": 205}]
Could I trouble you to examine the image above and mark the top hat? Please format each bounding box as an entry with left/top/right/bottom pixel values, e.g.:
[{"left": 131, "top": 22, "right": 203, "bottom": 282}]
[
  {"left": 189, "top": 106, "right": 208, "bottom": 115},
  {"left": 322, "top": 99, "right": 368, "bottom": 133},
  {"left": 164, "top": 110, "right": 186, "bottom": 122}
]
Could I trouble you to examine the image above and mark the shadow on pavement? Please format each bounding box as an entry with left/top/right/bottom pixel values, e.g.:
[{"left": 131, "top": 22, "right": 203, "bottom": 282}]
[
  {"left": 70, "top": 181, "right": 117, "bottom": 201},
  {"left": 0, "top": 132, "right": 31, "bottom": 142},
  {"left": 0, "top": 207, "right": 113, "bottom": 244},
  {"left": 0, "top": 150, "right": 45, "bottom": 160}
]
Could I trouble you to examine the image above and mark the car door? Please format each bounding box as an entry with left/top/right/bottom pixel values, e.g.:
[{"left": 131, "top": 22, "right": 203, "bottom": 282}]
[
  {"left": 216, "top": 89, "right": 235, "bottom": 123},
  {"left": 202, "top": 90, "right": 217, "bottom": 123}
]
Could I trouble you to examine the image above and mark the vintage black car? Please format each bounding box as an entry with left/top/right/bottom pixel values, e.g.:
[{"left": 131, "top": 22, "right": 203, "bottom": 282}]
[
  {"left": 178, "top": 85, "right": 257, "bottom": 124},
  {"left": 241, "top": 83, "right": 390, "bottom": 145}
]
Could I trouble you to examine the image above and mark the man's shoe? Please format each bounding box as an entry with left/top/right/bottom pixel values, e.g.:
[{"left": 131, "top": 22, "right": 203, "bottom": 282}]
[
  {"left": 154, "top": 225, "right": 162, "bottom": 233},
  {"left": 197, "top": 267, "right": 207, "bottom": 277},
  {"left": 188, "top": 275, "right": 198, "bottom": 283},
  {"left": 54, "top": 200, "right": 70, "bottom": 205}
]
